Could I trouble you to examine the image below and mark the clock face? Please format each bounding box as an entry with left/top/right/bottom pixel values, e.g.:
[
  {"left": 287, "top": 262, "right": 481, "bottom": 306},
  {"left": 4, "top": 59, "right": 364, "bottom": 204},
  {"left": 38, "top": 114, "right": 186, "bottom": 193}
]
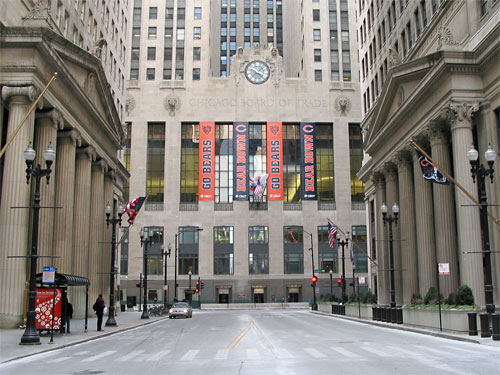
[{"left": 245, "top": 60, "right": 270, "bottom": 84}]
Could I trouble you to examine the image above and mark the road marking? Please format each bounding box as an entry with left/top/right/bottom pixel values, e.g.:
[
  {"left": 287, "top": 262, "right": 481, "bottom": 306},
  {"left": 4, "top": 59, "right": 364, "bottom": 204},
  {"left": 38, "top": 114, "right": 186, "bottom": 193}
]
[
  {"left": 47, "top": 356, "right": 71, "bottom": 363},
  {"left": 276, "top": 349, "right": 293, "bottom": 359},
  {"left": 361, "top": 346, "right": 391, "bottom": 357},
  {"left": 387, "top": 345, "right": 419, "bottom": 357},
  {"left": 147, "top": 350, "right": 171, "bottom": 361},
  {"left": 305, "top": 348, "right": 326, "bottom": 358},
  {"left": 81, "top": 350, "right": 116, "bottom": 362},
  {"left": 246, "top": 348, "right": 259, "bottom": 359},
  {"left": 179, "top": 349, "right": 199, "bottom": 361},
  {"left": 415, "top": 345, "right": 455, "bottom": 357},
  {"left": 116, "top": 350, "right": 145, "bottom": 361},
  {"left": 331, "top": 347, "right": 360, "bottom": 358},
  {"left": 73, "top": 351, "right": 90, "bottom": 356},
  {"left": 214, "top": 349, "right": 229, "bottom": 360}
]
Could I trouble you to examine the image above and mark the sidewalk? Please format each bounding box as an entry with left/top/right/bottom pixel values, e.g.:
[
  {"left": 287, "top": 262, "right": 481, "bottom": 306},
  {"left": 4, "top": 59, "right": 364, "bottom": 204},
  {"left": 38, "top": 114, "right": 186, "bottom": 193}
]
[{"left": 0, "top": 310, "right": 166, "bottom": 364}]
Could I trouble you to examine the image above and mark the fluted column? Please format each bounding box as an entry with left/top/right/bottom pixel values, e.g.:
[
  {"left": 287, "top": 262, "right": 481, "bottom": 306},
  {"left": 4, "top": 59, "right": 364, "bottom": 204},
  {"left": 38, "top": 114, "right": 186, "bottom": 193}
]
[
  {"left": 448, "top": 102, "right": 484, "bottom": 306},
  {"left": 429, "top": 125, "right": 459, "bottom": 298},
  {"left": 373, "top": 172, "right": 389, "bottom": 305},
  {"left": 72, "top": 146, "right": 95, "bottom": 317},
  {"left": 396, "top": 150, "right": 418, "bottom": 304},
  {"left": 0, "top": 86, "right": 38, "bottom": 327},
  {"left": 412, "top": 141, "right": 437, "bottom": 296},
  {"left": 102, "top": 171, "right": 115, "bottom": 299},
  {"left": 34, "top": 109, "right": 64, "bottom": 271},
  {"left": 88, "top": 159, "right": 107, "bottom": 299}
]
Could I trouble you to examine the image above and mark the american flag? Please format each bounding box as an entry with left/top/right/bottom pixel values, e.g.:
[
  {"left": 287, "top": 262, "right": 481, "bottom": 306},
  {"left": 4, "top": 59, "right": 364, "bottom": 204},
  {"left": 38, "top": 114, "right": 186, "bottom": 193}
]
[
  {"left": 250, "top": 173, "right": 269, "bottom": 198},
  {"left": 124, "top": 196, "right": 146, "bottom": 225},
  {"left": 349, "top": 241, "right": 354, "bottom": 265},
  {"left": 328, "top": 222, "right": 337, "bottom": 248}
]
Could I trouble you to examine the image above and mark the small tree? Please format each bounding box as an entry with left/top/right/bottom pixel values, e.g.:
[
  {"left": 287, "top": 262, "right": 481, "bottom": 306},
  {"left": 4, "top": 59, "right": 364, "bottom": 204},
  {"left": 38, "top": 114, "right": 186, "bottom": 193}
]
[
  {"left": 424, "top": 287, "right": 443, "bottom": 305},
  {"left": 454, "top": 285, "right": 474, "bottom": 306},
  {"left": 411, "top": 293, "right": 423, "bottom": 305}
]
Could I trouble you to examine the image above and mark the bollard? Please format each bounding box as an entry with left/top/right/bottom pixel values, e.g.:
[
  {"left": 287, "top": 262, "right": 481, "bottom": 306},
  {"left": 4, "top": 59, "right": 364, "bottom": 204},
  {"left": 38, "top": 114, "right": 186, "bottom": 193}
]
[
  {"left": 381, "top": 307, "right": 387, "bottom": 322},
  {"left": 467, "top": 312, "right": 478, "bottom": 336},
  {"left": 396, "top": 307, "right": 403, "bottom": 324},
  {"left": 391, "top": 307, "right": 397, "bottom": 324},
  {"left": 479, "top": 313, "right": 491, "bottom": 338},
  {"left": 372, "top": 306, "right": 377, "bottom": 321},
  {"left": 492, "top": 313, "right": 500, "bottom": 341}
]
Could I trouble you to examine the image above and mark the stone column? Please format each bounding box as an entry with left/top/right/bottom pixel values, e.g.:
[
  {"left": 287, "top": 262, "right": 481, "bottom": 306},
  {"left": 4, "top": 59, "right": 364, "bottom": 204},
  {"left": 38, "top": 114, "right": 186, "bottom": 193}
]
[
  {"left": 448, "top": 102, "right": 484, "bottom": 306},
  {"left": 373, "top": 172, "right": 389, "bottom": 305},
  {"left": 0, "top": 86, "right": 38, "bottom": 327},
  {"left": 396, "top": 150, "right": 418, "bottom": 304},
  {"left": 384, "top": 163, "right": 402, "bottom": 305},
  {"left": 72, "top": 146, "right": 95, "bottom": 317},
  {"left": 88, "top": 159, "right": 107, "bottom": 299},
  {"left": 412, "top": 141, "right": 437, "bottom": 297},
  {"left": 429, "top": 125, "right": 459, "bottom": 298},
  {"left": 52, "top": 130, "right": 80, "bottom": 274},
  {"left": 102, "top": 171, "right": 115, "bottom": 299},
  {"left": 34, "top": 109, "right": 64, "bottom": 271}
]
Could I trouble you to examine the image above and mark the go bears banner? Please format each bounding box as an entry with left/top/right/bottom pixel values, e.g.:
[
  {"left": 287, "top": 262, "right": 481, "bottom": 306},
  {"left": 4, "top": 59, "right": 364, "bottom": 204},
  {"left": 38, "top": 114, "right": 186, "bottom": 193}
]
[
  {"left": 198, "top": 121, "right": 215, "bottom": 201},
  {"left": 266, "top": 122, "right": 283, "bottom": 200},
  {"left": 300, "top": 122, "right": 317, "bottom": 200},
  {"left": 233, "top": 122, "right": 249, "bottom": 200}
]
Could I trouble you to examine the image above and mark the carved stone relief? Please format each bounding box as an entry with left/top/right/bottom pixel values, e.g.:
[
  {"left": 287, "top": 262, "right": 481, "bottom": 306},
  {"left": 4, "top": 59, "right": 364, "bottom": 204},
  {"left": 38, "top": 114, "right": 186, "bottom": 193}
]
[
  {"left": 164, "top": 94, "right": 180, "bottom": 116},
  {"left": 335, "top": 95, "right": 351, "bottom": 115}
]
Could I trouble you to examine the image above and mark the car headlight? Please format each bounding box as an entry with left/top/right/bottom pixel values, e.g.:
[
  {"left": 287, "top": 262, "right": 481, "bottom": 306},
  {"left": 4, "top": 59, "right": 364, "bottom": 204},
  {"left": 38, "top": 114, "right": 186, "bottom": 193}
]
[
  {"left": 169, "top": 309, "right": 173, "bottom": 313},
  {"left": 183, "top": 309, "right": 188, "bottom": 313}
]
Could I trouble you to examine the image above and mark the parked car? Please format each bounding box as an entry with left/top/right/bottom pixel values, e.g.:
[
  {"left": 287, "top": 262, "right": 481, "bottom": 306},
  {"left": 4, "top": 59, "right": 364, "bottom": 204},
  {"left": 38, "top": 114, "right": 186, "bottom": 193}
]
[{"left": 168, "top": 302, "right": 192, "bottom": 319}]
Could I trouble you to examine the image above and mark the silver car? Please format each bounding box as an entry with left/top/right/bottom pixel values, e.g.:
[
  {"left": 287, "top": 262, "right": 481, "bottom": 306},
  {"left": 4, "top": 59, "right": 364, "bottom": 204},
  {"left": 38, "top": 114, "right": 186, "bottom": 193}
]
[{"left": 168, "top": 302, "right": 192, "bottom": 319}]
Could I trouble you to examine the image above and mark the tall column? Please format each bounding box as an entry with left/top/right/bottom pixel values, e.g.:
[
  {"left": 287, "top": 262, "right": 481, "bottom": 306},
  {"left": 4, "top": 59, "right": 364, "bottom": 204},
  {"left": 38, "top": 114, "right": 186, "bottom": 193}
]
[
  {"left": 373, "top": 172, "right": 389, "bottom": 305},
  {"left": 448, "top": 102, "right": 484, "bottom": 306},
  {"left": 102, "top": 171, "right": 115, "bottom": 299},
  {"left": 412, "top": 140, "right": 437, "bottom": 297},
  {"left": 0, "top": 86, "right": 38, "bottom": 327},
  {"left": 429, "top": 125, "right": 459, "bottom": 297},
  {"left": 72, "top": 146, "right": 94, "bottom": 317},
  {"left": 384, "top": 163, "right": 402, "bottom": 305},
  {"left": 396, "top": 150, "right": 418, "bottom": 304},
  {"left": 88, "top": 159, "right": 107, "bottom": 299},
  {"left": 34, "top": 109, "right": 64, "bottom": 271}
]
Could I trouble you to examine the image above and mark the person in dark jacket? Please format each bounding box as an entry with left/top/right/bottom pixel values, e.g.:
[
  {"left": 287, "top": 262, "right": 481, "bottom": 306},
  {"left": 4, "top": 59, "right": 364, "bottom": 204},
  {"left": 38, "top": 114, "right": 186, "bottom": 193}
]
[
  {"left": 93, "top": 294, "right": 106, "bottom": 331},
  {"left": 66, "top": 300, "right": 73, "bottom": 333}
]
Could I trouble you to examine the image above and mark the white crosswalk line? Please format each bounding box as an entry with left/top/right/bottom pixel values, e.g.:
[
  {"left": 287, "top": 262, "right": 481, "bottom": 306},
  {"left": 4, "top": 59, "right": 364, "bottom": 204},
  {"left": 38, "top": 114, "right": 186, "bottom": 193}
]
[
  {"left": 387, "top": 345, "right": 420, "bottom": 357},
  {"left": 81, "top": 350, "right": 116, "bottom": 362},
  {"left": 116, "top": 350, "right": 145, "bottom": 362},
  {"left": 361, "top": 346, "right": 391, "bottom": 357},
  {"left": 276, "top": 349, "right": 293, "bottom": 359},
  {"left": 147, "top": 350, "right": 171, "bottom": 361},
  {"left": 305, "top": 348, "right": 326, "bottom": 358},
  {"left": 246, "top": 349, "right": 259, "bottom": 359},
  {"left": 214, "top": 349, "right": 229, "bottom": 360},
  {"left": 415, "top": 345, "right": 455, "bottom": 357},
  {"left": 47, "top": 357, "right": 71, "bottom": 363},
  {"left": 331, "top": 347, "right": 360, "bottom": 358},
  {"left": 73, "top": 351, "right": 90, "bottom": 356},
  {"left": 179, "top": 349, "right": 199, "bottom": 361}
]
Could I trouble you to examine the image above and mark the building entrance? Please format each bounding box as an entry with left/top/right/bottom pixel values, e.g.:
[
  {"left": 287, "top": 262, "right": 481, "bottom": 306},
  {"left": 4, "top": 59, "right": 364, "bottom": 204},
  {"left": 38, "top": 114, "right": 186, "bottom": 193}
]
[
  {"left": 217, "top": 287, "right": 231, "bottom": 304},
  {"left": 287, "top": 286, "right": 301, "bottom": 302},
  {"left": 252, "top": 287, "right": 265, "bottom": 303}
]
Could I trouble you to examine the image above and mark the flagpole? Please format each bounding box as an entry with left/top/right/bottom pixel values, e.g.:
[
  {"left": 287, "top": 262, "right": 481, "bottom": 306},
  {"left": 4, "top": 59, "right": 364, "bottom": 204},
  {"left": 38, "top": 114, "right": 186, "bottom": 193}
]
[
  {"left": 116, "top": 194, "right": 150, "bottom": 248},
  {"left": 328, "top": 218, "right": 378, "bottom": 267},
  {"left": 411, "top": 139, "right": 500, "bottom": 228}
]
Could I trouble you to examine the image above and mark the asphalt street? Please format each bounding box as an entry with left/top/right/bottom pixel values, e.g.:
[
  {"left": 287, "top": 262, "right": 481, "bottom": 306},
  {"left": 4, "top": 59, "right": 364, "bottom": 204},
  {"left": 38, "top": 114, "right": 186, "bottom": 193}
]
[{"left": 0, "top": 309, "right": 498, "bottom": 375}]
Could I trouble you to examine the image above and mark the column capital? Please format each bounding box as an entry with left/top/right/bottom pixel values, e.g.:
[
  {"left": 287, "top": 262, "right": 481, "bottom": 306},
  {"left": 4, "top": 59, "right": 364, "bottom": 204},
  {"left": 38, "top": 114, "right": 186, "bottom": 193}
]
[
  {"left": 36, "top": 108, "right": 64, "bottom": 130},
  {"left": 395, "top": 149, "right": 413, "bottom": 171},
  {"left": 447, "top": 101, "right": 480, "bottom": 130},
  {"left": 58, "top": 129, "right": 82, "bottom": 147},
  {"left": 427, "top": 124, "right": 450, "bottom": 148},
  {"left": 106, "top": 169, "right": 117, "bottom": 182},
  {"left": 76, "top": 146, "right": 96, "bottom": 161},
  {"left": 1, "top": 85, "right": 40, "bottom": 104},
  {"left": 93, "top": 159, "right": 108, "bottom": 174},
  {"left": 371, "top": 171, "right": 385, "bottom": 187},
  {"left": 382, "top": 162, "right": 398, "bottom": 181}
]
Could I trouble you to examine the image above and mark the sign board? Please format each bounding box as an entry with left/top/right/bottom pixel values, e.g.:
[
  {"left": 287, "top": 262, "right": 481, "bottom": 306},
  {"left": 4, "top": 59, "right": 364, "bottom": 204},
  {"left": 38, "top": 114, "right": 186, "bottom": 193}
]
[
  {"left": 358, "top": 276, "right": 366, "bottom": 285},
  {"left": 315, "top": 287, "right": 319, "bottom": 294},
  {"left": 438, "top": 263, "right": 450, "bottom": 275},
  {"left": 35, "top": 288, "right": 62, "bottom": 330},
  {"left": 314, "top": 269, "right": 325, "bottom": 273},
  {"left": 163, "top": 285, "right": 168, "bottom": 291},
  {"left": 42, "top": 266, "right": 56, "bottom": 284}
]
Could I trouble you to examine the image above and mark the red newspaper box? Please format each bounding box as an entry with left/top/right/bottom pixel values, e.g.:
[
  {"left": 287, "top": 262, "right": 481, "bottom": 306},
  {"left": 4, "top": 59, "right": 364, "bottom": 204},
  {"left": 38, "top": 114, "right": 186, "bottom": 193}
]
[{"left": 35, "top": 288, "right": 62, "bottom": 331}]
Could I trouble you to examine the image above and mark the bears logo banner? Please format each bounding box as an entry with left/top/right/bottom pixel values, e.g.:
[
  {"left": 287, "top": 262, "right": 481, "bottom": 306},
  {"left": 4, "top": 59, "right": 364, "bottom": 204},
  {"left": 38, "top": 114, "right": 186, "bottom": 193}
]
[
  {"left": 300, "top": 122, "right": 317, "bottom": 200},
  {"left": 198, "top": 121, "right": 215, "bottom": 200},
  {"left": 266, "top": 122, "right": 283, "bottom": 200},
  {"left": 233, "top": 122, "right": 249, "bottom": 200}
]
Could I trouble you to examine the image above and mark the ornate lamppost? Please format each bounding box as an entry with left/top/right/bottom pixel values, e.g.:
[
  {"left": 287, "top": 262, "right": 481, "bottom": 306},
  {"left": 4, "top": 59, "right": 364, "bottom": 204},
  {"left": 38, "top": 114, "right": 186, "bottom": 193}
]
[
  {"left": 329, "top": 269, "right": 333, "bottom": 297},
  {"left": 381, "top": 202, "right": 399, "bottom": 308},
  {"left": 139, "top": 228, "right": 154, "bottom": 319},
  {"left": 336, "top": 232, "right": 349, "bottom": 304},
  {"left": 20, "top": 142, "right": 56, "bottom": 345},
  {"left": 104, "top": 201, "right": 123, "bottom": 327},
  {"left": 162, "top": 243, "right": 171, "bottom": 309}
]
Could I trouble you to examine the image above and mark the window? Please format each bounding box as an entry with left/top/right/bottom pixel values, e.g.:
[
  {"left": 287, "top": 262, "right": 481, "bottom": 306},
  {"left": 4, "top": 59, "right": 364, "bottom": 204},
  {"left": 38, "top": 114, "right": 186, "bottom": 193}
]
[
  {"left": 192, "top": 68, "right": 200, "bottom": 81},
  {"left": 194, "top": 7, "right": 202, "bottom": 19},
  {"left": 214, "top": 227, "right": 234, "bottom": 275},
  {"left": 147, "top": 47, "right": 156, "bottom": 60},
  {"left": 249, "top": 124, "right": 267, "bottom": 203},
  {"left": 249, "top": 226, "right": 269, "bottom": 274},
  {"left": 193, "top": 47, "right": 201, "bottom": 61},
  {"left": 193, "top": 27, "right": 201, "bottom": 39},
  {"left": 180, "top": 124, "right": 199, "bottom": 203},
  {"left": 315, "top": 69, "right": 322, "bottom": 81},
  {"left": 144, "top": 227, "right": 164, "bottom": 276},
  {"left": 166, "top": 7, "right": 174, "bottom": 20},
  {"left": 351, "top": 225, "right": 368, "bottom": 272},
  {"left": 148, "top": 27, "right": 157, "bottom": 39},
  {"left": 318, "top": 226, "right": 337, "bottom": 273},
  {"left": 283, "top": 125, "right": 301, "bottom": 203},
  {"left": 349, "top": 123, "right": 364, "bottom": 202},
  {"left": 313, "top": 29, "right": 321, "bottom": 41},
  {"left": 120, "top": 230, "right": 129, "bottom": 275},
  {"left": 146, "top": 122, "right": 165, "bottom": 203},
  {"left": 316, "top": 124, "right": 334, "bottom": 201},
  {"left": 149, "top": 7, "right": 157, "bottom": 19},
  {"left": 130, "top": 68, "right": 138, "bottom": 80},
  {"left": 314, "top": 49, "right": 321, "bottom": 62},
  {"left": 177, "top": 7, "right": 185, "bottom": 20},
  {"left": 283, "top": 226, "right": 304, "bottom": 274},
  {"left": 313, "top": 9, "right": 320, "bottom": 21},
  {"left": 177, "top": 28, "right": 185, "bottom": 40},
  {"left": 215, "top": 124, "right": 233, "bottom": 203},
  {"left": 146, "top": 68, "right": 155, "bottom": 80},
  {"left": 179, "top": 226, "right": 201, "bottom": 275}
]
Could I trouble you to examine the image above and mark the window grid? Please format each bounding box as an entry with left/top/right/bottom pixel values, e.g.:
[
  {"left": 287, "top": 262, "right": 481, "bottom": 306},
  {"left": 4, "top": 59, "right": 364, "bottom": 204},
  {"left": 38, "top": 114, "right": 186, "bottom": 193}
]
[{"left": 215, "top": 124, "right": 234, "bottom": 203}]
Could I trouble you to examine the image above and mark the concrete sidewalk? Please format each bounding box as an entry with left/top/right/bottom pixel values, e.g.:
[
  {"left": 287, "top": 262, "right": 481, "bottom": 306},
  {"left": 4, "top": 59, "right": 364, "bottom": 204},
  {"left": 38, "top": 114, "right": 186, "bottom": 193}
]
[{"left": 0, "top": 310, "right": 166, "bottom": 364}]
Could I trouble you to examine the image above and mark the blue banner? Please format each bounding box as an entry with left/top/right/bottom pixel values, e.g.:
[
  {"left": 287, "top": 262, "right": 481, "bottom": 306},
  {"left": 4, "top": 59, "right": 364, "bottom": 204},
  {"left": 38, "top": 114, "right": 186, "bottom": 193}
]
[
  {"left": 233, "top": 122, "right": 249, "bottom": 200},
  {"left": 300, "top": 122, "right": 317, "bottom": 200}
]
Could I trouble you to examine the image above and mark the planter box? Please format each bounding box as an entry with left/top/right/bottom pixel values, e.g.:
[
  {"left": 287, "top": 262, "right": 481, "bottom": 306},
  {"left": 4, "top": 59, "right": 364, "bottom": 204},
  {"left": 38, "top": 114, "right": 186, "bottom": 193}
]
[
  {"left": 345, "top": 304, "right": 372, "bottom": 319},
  {"left": 403, "top": 308, "right": 477, "bottom": 333}
]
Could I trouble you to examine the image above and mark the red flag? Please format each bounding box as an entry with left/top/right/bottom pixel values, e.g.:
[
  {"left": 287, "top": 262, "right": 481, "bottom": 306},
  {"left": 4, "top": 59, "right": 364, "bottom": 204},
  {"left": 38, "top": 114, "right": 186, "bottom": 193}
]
[{"left": 124, "top": 197, "right": 146, "bottom": 225}]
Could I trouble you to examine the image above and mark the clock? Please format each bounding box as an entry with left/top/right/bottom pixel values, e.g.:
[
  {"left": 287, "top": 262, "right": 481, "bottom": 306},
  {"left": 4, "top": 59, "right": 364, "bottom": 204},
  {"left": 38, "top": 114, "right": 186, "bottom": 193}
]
[{"left": 244, "top": 60, "right": 270, "bottom": 84}]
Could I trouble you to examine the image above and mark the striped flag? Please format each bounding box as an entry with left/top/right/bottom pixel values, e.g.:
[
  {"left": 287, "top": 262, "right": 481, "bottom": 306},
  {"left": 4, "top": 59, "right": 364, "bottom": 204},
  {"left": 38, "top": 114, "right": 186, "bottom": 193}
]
[
  {"left": 249, "top": 173, "right": 269, "bottom": 198},
  {"left": 349, "top": 241, "right": 355, "bottom": 265},
  {"left": 328, "top": 222, "right": 337, "bottom": 248},
  {"left": 124, "top": 196, "right": 146, "bottom": 225}
]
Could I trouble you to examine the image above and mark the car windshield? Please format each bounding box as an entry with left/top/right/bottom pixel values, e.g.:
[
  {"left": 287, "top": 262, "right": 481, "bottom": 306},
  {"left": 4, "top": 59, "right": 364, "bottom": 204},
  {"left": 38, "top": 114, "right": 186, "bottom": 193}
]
[{"left": 173, "top": 303, "right": 189, "bottom": 308}]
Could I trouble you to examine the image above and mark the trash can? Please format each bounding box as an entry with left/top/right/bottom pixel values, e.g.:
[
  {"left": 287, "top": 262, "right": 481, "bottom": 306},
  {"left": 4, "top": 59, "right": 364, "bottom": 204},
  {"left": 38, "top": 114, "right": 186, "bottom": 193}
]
[{"left": 467, "top": 312, "right": 478, "bottom": 336}]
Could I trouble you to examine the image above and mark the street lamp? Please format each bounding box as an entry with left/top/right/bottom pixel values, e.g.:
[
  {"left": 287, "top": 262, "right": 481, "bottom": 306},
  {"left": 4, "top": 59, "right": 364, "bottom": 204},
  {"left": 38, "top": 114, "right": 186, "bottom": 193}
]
[
  {"left": 162, "top": 243, "right": 171, "bottom": 309},
  {"left": 139, "top": 228, "right": 154, "bottom": 319},
  {"left": 104, "top": 201, "right": 124, "bottom": 327},
  {"left": 329, "top": 269, "right": 333, "bottom": 297},
  {"left": 188, "top": 270, "right": 192, "bottom": 303},
  {"left": 336, "top": 232, "right": 349, "bottom": 304},
  {"left": 467, "top": 144, "right": 496, "bottom": 316},
  {"left": 381, "top": 202, "right": 399, "bottom": 308},
  {"left": 174, "top": 226, "right": 203, "bottom": 302},
  {"left": 20, "top": 142, "right": 55, "bottom": 345}
]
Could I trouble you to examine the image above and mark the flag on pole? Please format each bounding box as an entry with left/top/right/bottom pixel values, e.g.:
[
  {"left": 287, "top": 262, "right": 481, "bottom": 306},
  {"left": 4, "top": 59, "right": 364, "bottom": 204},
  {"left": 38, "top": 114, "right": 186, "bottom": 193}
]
[
  {"left": 249, "top": 173, "right": 269, "bottom": 197},
  {"left": 124, "top": 196, "right": 146, "bottom": 225},
  {"left": 415, "top": 148, "right": 450, "bottom": 185},
  {"left": 328, "top": 222, "right": 337, "bottom": 248},
  {"left": 349, "top": 241, "right": 355, "bottom": 265}
]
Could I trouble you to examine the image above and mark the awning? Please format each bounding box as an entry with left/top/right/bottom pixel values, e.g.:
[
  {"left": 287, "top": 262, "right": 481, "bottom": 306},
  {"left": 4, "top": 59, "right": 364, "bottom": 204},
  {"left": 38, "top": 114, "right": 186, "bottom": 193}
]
[{"left": 36, "top": 272, "right": 90, "bottom": 287}]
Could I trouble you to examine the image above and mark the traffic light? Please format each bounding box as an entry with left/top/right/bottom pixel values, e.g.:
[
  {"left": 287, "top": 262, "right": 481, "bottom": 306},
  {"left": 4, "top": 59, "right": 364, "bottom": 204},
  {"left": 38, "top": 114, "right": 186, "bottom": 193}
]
[
  {"left": 311, "top": 276, "right": 318, "bottom": 288},
  {"left": 200, "top": 281, "right": 205, "bottom": 289},
  {"left": 337, "top": 278, "right": 342, "bottom": 287},
  {"left": 195, "top": 278, "right": 200, "bottom": 293}
]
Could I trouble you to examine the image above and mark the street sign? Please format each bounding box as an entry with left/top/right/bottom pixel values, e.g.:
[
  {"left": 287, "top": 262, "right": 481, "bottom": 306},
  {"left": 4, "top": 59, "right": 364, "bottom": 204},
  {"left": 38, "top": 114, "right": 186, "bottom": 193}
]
[
  {"left": 314, "top": 269, "right": 325, "bottom": 273},
  {"left": 42, "top": 266, "right": 56, "bottom": 284},
  {"left": 163, "top": 285, "right": 168, "bottom": 291},
  {"left": 359, "top": 276, "right": 366, "bottom": 285},
  {"left": 438, "top": 263, "right": 450, "bottom": 275},
  {"left": 315, "top": 287, "right": 319, "bottom": 294}
]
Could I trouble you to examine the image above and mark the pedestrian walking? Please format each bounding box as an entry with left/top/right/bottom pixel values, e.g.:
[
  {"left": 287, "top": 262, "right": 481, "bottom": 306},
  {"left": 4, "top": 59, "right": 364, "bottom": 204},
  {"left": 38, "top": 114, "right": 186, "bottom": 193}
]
[
  {"left": 93, "top": 293, "right": 106, "bottom": 331},
  {"left": 66, "top": 300, "right": 73, "bottom": 333}
]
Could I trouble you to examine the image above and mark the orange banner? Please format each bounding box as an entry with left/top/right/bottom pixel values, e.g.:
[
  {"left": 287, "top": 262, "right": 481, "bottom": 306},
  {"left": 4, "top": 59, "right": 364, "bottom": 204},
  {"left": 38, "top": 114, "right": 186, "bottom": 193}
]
[
  {"left": 266, "top": 122, "right": 283, "bottom": 200},
  {"left": 198, "top": 121, "right": 215, "bottom": 201}
]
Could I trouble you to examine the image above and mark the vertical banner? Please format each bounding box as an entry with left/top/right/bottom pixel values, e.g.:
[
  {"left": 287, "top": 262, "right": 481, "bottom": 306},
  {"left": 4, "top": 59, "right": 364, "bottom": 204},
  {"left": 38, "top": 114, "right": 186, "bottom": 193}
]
[
  {"left": 198, "top": 121, "right": 215, "bottom": 201},
  {"left": 233, "top": 122, "right": 249, "bottom": 200},
  {"left": 300, "top": 122, "right": 317, "bottom": 200},
  {"left": 266, "top": 121, "right": 283, "bottom": 200}
]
